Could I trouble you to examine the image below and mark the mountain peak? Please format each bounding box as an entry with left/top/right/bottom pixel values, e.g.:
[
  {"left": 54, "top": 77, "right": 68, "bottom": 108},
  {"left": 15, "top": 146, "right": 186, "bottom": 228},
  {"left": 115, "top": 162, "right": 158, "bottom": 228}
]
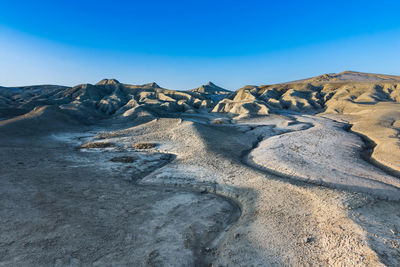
[
  {"left": 143, "top": 82, "right": 160, "bottom": 88},
  {"left": 189, "top": 82, "right": 231, "bottom": 94},
  {"left": 206, "top": 81, "right": 216, "bottom": 87},
  {"left": 96, "top": 79, "right": 120, "bottom": 86}
]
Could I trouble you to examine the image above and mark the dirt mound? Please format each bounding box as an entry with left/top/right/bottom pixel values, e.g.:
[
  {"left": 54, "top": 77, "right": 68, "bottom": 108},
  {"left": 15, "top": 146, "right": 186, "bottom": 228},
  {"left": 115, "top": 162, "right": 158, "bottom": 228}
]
[
  {"left": 132, "top": 143, "right": 156, "bottom": 149},
  {"left": 80, "top": 142, "right": 114, "bottom": 149}
]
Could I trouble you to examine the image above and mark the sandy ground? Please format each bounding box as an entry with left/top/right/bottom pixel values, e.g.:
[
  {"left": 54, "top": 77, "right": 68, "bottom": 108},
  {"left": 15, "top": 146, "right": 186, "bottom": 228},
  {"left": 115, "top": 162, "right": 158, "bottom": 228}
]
[
  {"left": 0, "top": 135, "right": 239, "bottom": 266},
  {"left": 1, "top": 113, "right": 400, "bottom": 266}
]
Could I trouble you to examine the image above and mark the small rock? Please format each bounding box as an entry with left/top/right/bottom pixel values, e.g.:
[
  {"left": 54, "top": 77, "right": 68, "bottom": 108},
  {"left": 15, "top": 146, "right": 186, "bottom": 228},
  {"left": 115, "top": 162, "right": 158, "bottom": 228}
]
[
  {"left": 200, "top": 189, "right": 208, "bottom": 194},
  {"left": 303, "top": 237, "right": 314, "bottom": 244}
]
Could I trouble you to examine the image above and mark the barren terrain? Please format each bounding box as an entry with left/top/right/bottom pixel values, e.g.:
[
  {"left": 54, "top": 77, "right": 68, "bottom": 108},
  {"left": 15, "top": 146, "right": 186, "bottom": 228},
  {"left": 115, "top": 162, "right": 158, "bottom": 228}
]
[{"left": 1, "top": 71, "right": 400, "bottom": 266}]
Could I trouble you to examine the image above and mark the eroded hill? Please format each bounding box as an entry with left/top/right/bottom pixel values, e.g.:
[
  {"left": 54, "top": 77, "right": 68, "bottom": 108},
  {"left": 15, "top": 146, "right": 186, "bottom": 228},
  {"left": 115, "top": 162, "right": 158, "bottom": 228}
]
[{"left": 1, "top": 71, "right": 400, "bottom": 171}]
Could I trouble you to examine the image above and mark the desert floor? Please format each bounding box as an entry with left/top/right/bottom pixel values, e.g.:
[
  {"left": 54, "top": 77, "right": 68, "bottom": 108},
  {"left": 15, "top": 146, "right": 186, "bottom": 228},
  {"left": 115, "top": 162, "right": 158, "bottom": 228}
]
[{"left": 1, "top": 112, "right": 400, "bottom": 266}]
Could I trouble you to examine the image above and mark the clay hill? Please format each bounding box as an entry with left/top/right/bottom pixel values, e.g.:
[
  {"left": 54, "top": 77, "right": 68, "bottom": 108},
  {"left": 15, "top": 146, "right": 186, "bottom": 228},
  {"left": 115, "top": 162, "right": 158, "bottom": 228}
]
[
  {"left": 0, "top": 79, "right": 225, "bottom": 135},
  {"left": 213, "top": 71, "right": 400, "bottom": 173}
]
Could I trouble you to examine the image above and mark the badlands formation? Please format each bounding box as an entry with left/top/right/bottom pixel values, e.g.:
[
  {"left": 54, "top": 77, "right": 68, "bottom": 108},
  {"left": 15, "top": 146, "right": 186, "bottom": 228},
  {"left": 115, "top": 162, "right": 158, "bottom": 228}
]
[{"left": 1, "top": 71, "right": 400, "bottom": 266}]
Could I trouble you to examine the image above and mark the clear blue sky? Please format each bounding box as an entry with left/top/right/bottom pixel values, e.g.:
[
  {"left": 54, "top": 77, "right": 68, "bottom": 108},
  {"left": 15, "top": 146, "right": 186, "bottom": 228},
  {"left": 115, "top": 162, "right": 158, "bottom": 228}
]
[{"left": 1, "top": 0, "right": 400, "bottom": 90}]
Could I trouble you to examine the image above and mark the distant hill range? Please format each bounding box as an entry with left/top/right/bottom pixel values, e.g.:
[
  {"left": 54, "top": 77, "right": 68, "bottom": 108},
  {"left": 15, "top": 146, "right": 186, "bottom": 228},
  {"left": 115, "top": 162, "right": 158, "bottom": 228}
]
[
  {"left": 212, "top": 71, "right": 400, "bottom": 117},
  {"left": 0, "top": 79, "right": 230, "bottom": 128},
  {"left": 1, "top": 71, "right": 399, "bottom": 122},
  {"left": 289, "top": 70, "right": 400, "bottom": 83}
]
